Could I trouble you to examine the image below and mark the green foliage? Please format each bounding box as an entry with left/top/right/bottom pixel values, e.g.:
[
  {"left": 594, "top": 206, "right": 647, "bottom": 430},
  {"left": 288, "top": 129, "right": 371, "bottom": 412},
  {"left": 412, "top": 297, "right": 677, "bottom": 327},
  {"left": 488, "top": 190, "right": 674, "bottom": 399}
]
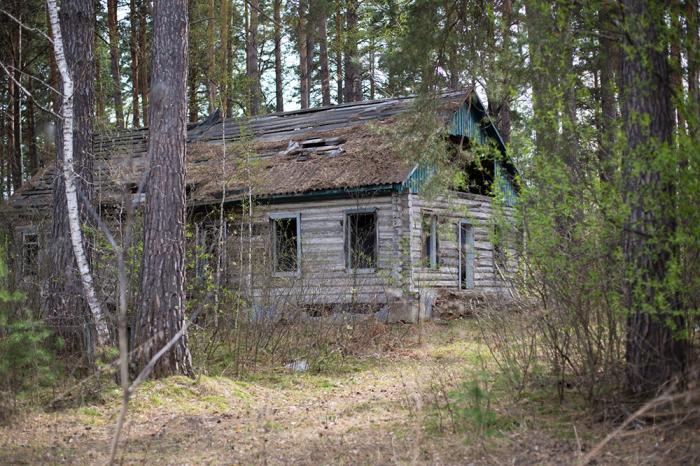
[
  {"left": 426, "top": 367, "right": 515, "bottom": 439},
  {"left": 0, "top": 255, "right": 59, "bottom": 418}
]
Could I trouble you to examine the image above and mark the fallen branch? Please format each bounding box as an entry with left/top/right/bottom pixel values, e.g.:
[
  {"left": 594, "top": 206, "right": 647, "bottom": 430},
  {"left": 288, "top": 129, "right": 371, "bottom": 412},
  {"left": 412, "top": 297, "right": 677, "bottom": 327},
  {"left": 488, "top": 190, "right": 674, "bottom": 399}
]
[{"left": 578, "top": 378, "right": 696, "bottom": 466}]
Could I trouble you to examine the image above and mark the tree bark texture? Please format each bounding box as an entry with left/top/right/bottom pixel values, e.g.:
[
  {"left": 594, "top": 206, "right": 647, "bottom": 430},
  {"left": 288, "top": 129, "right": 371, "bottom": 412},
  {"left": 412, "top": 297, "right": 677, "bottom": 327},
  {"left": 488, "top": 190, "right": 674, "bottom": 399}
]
[
  {"left": 343, "top": 0, "right": 360, "bottom": 102},
  {"left": 335, "top": 4, "right": 343, "bottom": 103},
  {"left": 95, "top": 29, "right": 106, "bottom": 124},
  {"left": 11, "top": 18, "right": 22, "bottom": 192},
  {"left": 319, "top": 10, "right": 331, "bottom": 106},
  {"left": 206, "top": 0, "right": 217, "bottom": 112},
  {"left": 670, "top": 0, "right": 685, "bottom": 136},
  {"left": 247, "top": 0, "right": 261, "bottom": 115},
  {"left": 220, "top": 0, "right": 231, "bottom": 116},
  {"left": 620, "top": 0, "right": 686, "bottom": 397},
  {"left": 46, "top": 0, "right": 110, "bottom": 357},
  {"left": 138, "top": 0, "right": 149, "bottom": 124},
  {"left": 596, "top": 0, "right": 618, "bottom": 182},
  {"left": 274, "top": 0, "right": 284, "bottom": 112},
  {"left": 26, "top": 77, "right": 38, "bottom": 175},
  {"left": 108, "top": 0, "right": 125, "bottom": 128},
  {"left": 299, "top": 0, "right": 309, "bottom": 109},
  {"left": 130, "top": 0, "right": 141, "bottom": 127},
  {"left": 133, "top": 0, "right": 194, "bottom": 378},
  {"left": 687, "top": 0, "right": 699, "bottom": 131}
]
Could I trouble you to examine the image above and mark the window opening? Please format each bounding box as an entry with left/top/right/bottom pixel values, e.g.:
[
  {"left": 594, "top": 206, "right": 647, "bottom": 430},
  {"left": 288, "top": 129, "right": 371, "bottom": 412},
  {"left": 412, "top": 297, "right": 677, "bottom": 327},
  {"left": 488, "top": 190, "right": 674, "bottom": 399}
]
[
  {"left": 22, "top": 232, "right": 39, "bottom": 277},
  {"left": 272, "top": 215, "right": 300, "bottom": 273},
  {"left": 459, "top": 222, "right": 475, "bottom": 289},
  {"left": 421, "top": 214, "right": 439, "bottom": 268},
  {"left": 346, "top": 211, "right": 377, "bottom": 270}
]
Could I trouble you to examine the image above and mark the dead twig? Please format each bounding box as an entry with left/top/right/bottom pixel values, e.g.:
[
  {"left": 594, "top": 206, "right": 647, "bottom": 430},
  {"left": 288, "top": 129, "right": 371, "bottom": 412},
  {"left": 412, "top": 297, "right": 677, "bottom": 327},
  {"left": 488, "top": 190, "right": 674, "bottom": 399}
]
[{"left": 578, "top": 379, "right": 697, "bottom": 466}]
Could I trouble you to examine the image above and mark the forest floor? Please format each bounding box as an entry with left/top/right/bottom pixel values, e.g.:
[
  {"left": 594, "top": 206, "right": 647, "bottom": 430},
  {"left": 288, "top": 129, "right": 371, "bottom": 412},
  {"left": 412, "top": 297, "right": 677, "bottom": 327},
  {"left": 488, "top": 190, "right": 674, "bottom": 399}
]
[{"left": 1, "top": 319, "right": 697, "bottom": 465}]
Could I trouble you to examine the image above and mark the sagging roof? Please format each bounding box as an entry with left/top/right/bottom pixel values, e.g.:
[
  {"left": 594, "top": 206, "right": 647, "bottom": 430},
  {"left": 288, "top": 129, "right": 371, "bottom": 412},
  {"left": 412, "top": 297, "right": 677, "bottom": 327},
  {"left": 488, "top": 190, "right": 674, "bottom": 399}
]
[{"left": 5, "top": 90, "right": 505, "bottom": 212}]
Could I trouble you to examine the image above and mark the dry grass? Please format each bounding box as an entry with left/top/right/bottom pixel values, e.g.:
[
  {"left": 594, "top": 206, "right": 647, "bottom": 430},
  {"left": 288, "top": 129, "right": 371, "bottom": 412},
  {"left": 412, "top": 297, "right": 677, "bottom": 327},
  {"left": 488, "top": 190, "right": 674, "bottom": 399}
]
[{"left": 0, "top": 319, "right": 697, "bottom": 465}]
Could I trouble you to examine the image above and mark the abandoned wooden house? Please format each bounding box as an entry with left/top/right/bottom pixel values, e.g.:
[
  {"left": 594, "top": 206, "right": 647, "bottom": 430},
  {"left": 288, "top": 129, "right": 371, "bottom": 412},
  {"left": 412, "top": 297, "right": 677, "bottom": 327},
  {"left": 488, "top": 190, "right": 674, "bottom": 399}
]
[{"left": 3, "top": 90, "right": 519, "bottom": 321}]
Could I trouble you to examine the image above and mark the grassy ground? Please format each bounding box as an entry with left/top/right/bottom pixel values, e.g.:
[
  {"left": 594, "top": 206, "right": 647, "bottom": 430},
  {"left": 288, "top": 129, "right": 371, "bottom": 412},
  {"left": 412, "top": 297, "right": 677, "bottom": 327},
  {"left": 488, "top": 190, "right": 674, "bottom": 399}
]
[{"left": 0, "top": 319, "right": 697, "bottom": 465}]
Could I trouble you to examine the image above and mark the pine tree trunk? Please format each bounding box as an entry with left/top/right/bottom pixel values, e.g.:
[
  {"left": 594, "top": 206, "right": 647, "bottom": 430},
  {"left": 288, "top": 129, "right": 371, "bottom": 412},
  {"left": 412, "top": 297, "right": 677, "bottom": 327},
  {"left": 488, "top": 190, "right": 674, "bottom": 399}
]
[
  {"left": 306, "top": 12, "right": 315, "bottom": 104},
  {"left": 299, "top": 0, "right": 309, "bottom": 109},
  {"left": 138, "top": 0, "right": 149, "bottom": 124},
  {"left": 11, "top": 20, "right": 22, "bottom": 192},
  {"left": 206, "top": 0, "right": 217, "bottom": 112},
  {"left": 525, "top": 2, "right": 557, "bottom": 158},
  {"left": 108, "top": 0, "right": 124, "bottom": 128},
  {"left": 596, "top": 0, "right": 617, "bottom": 182},
  {"left": 26, "top": 77, "right": 38, "bottom": 175},
  {"left": 343, "top": 0, "right": 360, "bottom": 102},
  {"left": 687, "top": 0, "right": 699, "bottom": 130},
  {"left": 220, "top": 0, "right": 231, "bottom": 116},
  {"left": 46, "top": 0, "right": 108, "bottom": 360},
  {"left": 7, "top": 67, "right": 16, "bottom": 193},
  {"left": 134, "top": 0, "right": 194, "bottom": 378},
  {"left": 274, "top": 0, "right": 284, "bottom": 112},
  {"left": 319, "top": 11, "right": 331, "bottom": 106},
  {"left": 335, "top": 4, "right": 343, "bottom": 103},
  {"left": 95, "top": 29, "right": 106, "bottom": 124},
  {"left": 368, "top": 40, "right": 375, "bottom": 100},
  {"left": 225, "top": 9, "right": 234, "bottom": 116},
  {"left": 247, "top": 0, "right": 260, "bottom": 115},
  {"left": 130, "top": 0, "right": 141, "bottom": 127},
  {"left": 620, "top": 0, "right": 686, "bottom": 397},
  {"left": 0, "top": 100, "right": 5, "bottom": 196}
]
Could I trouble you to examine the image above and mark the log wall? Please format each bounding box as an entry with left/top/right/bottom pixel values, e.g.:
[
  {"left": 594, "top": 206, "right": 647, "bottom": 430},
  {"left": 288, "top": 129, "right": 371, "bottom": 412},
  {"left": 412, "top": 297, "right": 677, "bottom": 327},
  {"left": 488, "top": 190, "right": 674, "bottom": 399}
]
[{"left": 406, "top": 192, "right": 517, "bottom": 295}]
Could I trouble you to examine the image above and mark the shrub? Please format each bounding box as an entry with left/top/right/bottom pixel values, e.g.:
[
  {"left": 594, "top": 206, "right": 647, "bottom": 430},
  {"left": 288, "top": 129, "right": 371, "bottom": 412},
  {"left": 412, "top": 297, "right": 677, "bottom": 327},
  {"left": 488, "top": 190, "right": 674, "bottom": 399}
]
[{"left": 0, "top": 257, "right": 59, "bottom": 419}]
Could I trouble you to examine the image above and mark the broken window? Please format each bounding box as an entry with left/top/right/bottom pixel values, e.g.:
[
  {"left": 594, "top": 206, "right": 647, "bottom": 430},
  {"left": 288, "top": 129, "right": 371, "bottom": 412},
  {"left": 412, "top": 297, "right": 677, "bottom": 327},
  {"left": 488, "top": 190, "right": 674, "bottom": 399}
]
[
  {"left": 493, "top": 224, "right": 508, "bottom": 273},
  {"left": 346, "top": 211, "right": 377, "bottom": 270},
  {"left": 22, "top": 231, "right": 39, "bottom": 277},
  {"left": 271, "top": 214, "right": 300, "bottom": 274},
  {"left": 421, "top": 213, "right": 439, "bottom": 269}
]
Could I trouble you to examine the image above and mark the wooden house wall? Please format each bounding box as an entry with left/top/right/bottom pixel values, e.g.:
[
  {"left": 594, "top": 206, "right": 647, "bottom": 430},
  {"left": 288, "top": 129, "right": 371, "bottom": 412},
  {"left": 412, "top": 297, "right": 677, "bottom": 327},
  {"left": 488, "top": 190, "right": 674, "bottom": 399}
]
[
  {"left": 406, "top": 192, "right": 517, "bottom": 295},
  {"left": 223, "top": 194, "right": 406, "bottom": 308}
]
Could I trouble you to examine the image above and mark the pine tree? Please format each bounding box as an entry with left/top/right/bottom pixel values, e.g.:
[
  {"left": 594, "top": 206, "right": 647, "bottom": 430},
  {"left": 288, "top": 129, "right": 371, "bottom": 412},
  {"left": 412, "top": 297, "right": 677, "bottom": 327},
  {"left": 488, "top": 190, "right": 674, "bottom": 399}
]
[{"left": 133, "top": 0, "right": 194, "bottom": 378}]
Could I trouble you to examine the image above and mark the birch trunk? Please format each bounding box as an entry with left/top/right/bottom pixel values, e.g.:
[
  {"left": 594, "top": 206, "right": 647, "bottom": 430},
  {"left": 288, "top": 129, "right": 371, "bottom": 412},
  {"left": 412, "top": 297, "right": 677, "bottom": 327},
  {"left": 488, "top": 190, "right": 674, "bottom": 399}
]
[{"left": 46, "top": 0, "right": 110, "bottom": 348}]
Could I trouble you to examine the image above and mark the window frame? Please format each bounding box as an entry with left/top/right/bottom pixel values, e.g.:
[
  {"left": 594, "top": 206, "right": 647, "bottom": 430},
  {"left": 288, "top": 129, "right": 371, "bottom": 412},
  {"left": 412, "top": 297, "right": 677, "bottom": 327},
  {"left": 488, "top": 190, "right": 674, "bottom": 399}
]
[
  {"left": 344, "top": 208, "right": 378, "bottom": 273},
  {"left": 20, "top": 228, "right": 39, "bottom": 277},
  {"left": 269, "top": 212, "right": 302, "bottom": 277},
  {"left": 421, "top": 212, "right": 440, "bottom": 269},
  {"left": 458, "top": 220, "right": 475, "bottom": 289},
  {"left": 492, "top": 224, "right": 508, "bottom": 274},
  {"left": 193, "top": 220, "right": 228, "bottom": 280}
]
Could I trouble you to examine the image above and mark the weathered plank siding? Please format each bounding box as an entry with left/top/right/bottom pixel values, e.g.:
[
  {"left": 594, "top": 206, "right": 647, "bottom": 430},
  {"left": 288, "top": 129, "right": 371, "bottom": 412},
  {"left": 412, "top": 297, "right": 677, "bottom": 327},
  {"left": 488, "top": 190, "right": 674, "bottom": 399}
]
[
  {"left": 406, "top": 191, "right": 516, "bottom": 295},
  {"left": 223, "top": 190, "right": 516, "bottom": 312},
  {"left": 229, "top": 194, "right": 405, "bottom": 307}
]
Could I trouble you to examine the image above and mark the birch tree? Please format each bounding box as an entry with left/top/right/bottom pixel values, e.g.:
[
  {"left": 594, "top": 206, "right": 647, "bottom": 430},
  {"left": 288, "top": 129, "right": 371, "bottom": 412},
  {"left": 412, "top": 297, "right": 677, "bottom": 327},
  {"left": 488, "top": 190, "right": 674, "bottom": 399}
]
[{"left": 45, "top": 0, "right": 110, "bottom": 353}]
